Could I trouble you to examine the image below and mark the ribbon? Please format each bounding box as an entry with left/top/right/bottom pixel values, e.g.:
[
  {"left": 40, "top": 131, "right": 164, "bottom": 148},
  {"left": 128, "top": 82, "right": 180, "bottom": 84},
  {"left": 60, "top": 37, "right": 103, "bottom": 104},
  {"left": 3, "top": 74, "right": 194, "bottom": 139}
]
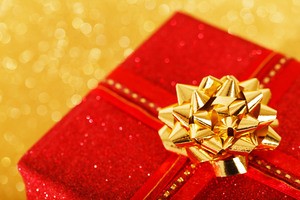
[{"left": 158, "top": 75, "right": 280, "bottom": 177}]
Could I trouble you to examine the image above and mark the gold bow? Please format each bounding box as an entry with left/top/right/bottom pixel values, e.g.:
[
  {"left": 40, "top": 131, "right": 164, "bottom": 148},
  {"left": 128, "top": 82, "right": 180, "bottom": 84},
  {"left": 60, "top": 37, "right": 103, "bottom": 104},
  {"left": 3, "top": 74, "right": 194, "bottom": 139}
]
[{"left": 158, "top": 75, "right": 280, "bottom": 177}]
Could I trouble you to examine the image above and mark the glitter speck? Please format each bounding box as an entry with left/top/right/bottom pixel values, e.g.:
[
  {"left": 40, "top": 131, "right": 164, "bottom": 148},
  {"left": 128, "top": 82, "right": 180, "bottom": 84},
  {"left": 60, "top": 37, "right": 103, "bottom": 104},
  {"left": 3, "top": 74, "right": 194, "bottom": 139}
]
[
  {"left": 134, "top": 57, "right": 140, "bottom": 63},
  {"left": 147, "top": 173, "right": 151, "bottom": 176},
  {"left": 96, "top": 95, "right": 101, "bottom": 100},
  {"left": 198, "top": 24, "right": 205, "bottom": 30},
  {"left": 119, "top": 126, "right": 123, "bottom": 131},
  {"left": 198, "top": 33, "right": 204, "bottom": 39},
  {"left": 94, "top": 164, "right": 97, "bottom": 168},
  {"left": 253, "top": 49, "right": 262, "bottom": 55},
  {"left": 36, "top": 188, "right": 39, "bottom": 192},
  {"left": 179, "top": 41, "right": 185, "bottom": 47},
  {"left": 128, "top": 175, "right": 131, "bottom": 178},
  {"left": 105, "top": 179, "right": 108, "bottom": 182},
  {"left": 170, "top": 19, "right": 177, "bottom": 26}
]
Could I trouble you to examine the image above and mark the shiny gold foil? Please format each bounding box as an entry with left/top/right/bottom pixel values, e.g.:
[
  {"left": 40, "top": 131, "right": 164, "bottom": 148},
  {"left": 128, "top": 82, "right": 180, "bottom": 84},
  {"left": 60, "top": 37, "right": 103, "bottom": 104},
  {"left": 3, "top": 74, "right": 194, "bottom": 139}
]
[{"left": 158, "top": 75, "right": 280, "bottom": 177}]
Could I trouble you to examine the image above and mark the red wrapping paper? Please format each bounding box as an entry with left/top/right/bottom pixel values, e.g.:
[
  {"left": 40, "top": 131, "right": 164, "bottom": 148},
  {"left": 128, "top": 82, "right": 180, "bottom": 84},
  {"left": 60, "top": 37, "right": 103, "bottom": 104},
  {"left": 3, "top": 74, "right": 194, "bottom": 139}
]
[{"left": 19, "top": 12, "right": 300, "bottom": 199}]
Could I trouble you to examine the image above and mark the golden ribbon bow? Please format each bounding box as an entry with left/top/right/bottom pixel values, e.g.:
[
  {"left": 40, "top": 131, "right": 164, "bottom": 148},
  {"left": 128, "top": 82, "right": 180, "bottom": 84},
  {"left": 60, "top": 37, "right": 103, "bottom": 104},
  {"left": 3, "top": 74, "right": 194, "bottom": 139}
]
[{"left": 158, "top": 75, "right": 280, "bottom": 177}]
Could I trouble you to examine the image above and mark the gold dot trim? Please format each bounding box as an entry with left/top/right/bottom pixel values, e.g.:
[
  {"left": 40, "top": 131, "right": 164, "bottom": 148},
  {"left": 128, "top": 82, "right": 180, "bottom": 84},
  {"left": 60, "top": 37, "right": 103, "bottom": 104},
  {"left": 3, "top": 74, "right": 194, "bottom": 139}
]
[
  {"left": 115, "top": 83, "right": 122, "bottom": 89},
  {"left": 285, "top": 174, "right": 291, "bottom": 179},
  {"left": 157, "top": 162, "right": 197, "bottom": 199},
  {"left": 251, "top": 157, "right": 300, "bottom": 186},
  {"left": 269, "top": 70, "right": 276, "bottom": 77},
  {"left": 184, "top": 170, "right": 191, "bottom": 176},
  {"left": 103, "top": 79, "right": 161, "bottom": 112},
  {"left": 177, "top": 177, "right": 184, "bottom": 183},
  {"left": 107, "top": 79, "right": 114, "bottom": 85},
  {"left": 279, "top": 58, "right": 287, "bottom": 64},
  {"left": 263, "top": 77, "right": 270, "bottom": 84},
  {"left": 274, "top": 64, "right": 282, "bottom": 70},
  {"left": 260, "top": 57, "right": 288, "bottom": 87},
  {"left": 170, "top": 183, "right": 177, "bottom": 190},
  {"left": 123, "top": 88, "right": 130, "bottom": 94},
  {"left": 257, "top": 160, "right": 262, "bottom": 165},
  {"left": 140, "top": 98, "right": 146, "bottom": 103},
  {"left": 149, "top": 102, "right": 155, "bottom": 108},
  {"left": 132, "top": 93, "right": 138, "bottom": 99},
  {"left": 163, "top": 190, "right": 170, "bottom": 198}
]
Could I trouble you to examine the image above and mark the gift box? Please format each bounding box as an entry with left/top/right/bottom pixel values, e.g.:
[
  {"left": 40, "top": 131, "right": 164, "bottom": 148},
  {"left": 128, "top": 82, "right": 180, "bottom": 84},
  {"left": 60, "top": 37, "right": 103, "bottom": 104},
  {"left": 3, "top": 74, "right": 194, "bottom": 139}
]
[{"left": 18, "top": 12, "right": 300, "bottom": 199}]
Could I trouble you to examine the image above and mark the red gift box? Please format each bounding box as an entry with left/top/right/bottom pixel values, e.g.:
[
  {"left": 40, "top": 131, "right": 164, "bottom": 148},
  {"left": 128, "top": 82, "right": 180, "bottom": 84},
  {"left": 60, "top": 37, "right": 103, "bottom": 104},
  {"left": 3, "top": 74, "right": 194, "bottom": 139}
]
[{"left": 18, "top": 12, "right": 300, "bottom": 199}]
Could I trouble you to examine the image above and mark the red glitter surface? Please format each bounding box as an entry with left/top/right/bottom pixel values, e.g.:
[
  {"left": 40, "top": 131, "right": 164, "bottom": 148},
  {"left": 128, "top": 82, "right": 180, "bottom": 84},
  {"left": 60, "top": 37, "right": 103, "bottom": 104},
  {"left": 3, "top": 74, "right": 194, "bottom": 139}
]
[
  {"left": 19, "top": 12, "right": 300, "bottom": 199},
  {"left": 117, "top": 12, "right": 272, "bottom": 92},
  {"left": 20, "top": 91, "right": 170, "bottom": 199}
]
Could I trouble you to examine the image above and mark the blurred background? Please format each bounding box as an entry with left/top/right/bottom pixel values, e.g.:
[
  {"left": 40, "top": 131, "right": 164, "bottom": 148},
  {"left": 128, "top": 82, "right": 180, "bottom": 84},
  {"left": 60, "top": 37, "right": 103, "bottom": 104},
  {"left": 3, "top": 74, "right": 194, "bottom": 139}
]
[{"left": 1, "top": 0, "right": 300, "bottom": 199}]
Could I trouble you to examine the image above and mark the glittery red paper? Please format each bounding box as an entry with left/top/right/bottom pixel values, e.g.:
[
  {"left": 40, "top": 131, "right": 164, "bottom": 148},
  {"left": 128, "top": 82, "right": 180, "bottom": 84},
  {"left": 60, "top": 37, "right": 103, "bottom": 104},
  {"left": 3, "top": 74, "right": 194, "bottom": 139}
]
[{"left": 19, "top": 12, "right": 300, "bottom": 199}]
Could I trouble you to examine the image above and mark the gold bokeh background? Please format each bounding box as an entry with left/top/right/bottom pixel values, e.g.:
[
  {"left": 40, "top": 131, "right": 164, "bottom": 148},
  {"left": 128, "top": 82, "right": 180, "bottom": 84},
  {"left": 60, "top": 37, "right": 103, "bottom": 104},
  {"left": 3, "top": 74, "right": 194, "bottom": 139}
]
[{"left": 1, "top": 0, "right": 300, "bottom": 199}]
